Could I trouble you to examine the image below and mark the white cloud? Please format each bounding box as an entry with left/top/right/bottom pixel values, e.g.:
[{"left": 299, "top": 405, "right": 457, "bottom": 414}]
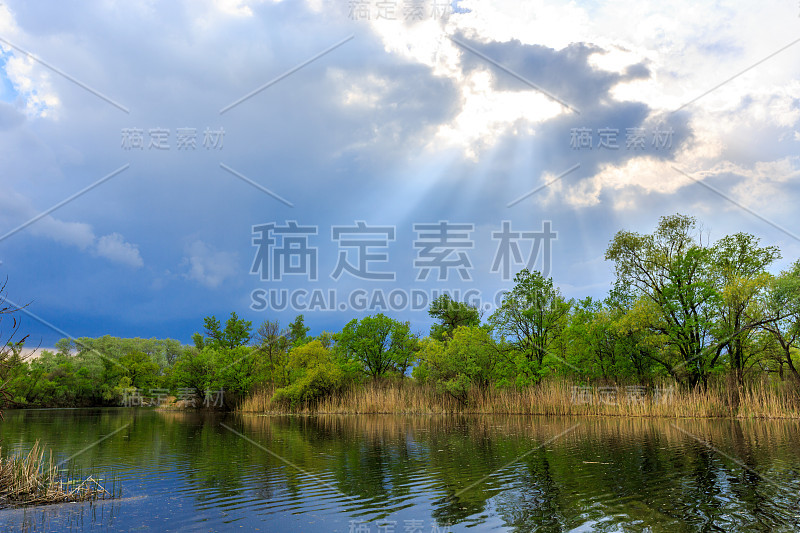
[
  {"left": 93, "top": 232, "right": 144, "bottom": 268},
  {"left": 1, "top": 0, "right": 799, "bottom": 338},
  {"left": 357, "top": 0, "right": 800, "bottom": 174},
  {"left": 706, "top": 157, "right": 800, "bottom": 211},
  {"left": 567, "top": 156, "right": 689, "bottom": 209},
  {"left": 32, "top": 216, "right": 96, "bottom": 250},
  {"left": 0, "top": 190, "right": 142, "bottom": 266},
  {"left": 183, "top": 240, "right": 238, "bottom": 289},
  {"left": 1, "top": 45, "right": 61, "bottom": 118},
  {"left": 212, "top": 0, "right": 280, "bottom": 18},
  {"left": 430, "top": 70, "right": 561, "bottom": 159}
]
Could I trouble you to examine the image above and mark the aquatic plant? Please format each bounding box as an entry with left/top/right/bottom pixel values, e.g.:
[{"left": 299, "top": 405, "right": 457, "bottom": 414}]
[{"left": 0, "top": 441, "right": 112, "bottom": 507}]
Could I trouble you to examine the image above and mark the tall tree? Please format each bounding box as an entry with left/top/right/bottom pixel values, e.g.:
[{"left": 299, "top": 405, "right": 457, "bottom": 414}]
[
  {"left": 171, "top": 347, "right": 212, "bottom": 401},
  {"left": 288, "top": 315, "right": 310, "bottom": 347},
  {"left": 201, "top": 312, "right": 252, "bottom": 350},
  {"left": 760, "top": 260, "right": 800, "bottom": 381},
  {"left": 489, "top": 269, "right": 571, "bottom": 380},
  {"left": 335, "top": 314, "right": 417, "bottom": 379},
  {"left": 418, "top": 326, "right": 501, "bottom": 404},
  {"left": 605, "top": 214, "right": 719, "bottom": 388},
  {"left": 428, "top": 294, "right": 481, "bottom": 341},
  {"left": 710, "top": 233, "right": 780, "bottom": 384},
  {"left": 567, "top": 297, "right": 617, "bottom": 381},
  {"left": 252, "top": 319, "right": 290, "bottom": 386}
]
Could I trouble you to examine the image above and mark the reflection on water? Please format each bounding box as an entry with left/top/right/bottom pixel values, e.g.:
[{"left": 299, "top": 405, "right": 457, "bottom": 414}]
[{"left": 0, "top": 409, "right": 799, "bottom": 532}]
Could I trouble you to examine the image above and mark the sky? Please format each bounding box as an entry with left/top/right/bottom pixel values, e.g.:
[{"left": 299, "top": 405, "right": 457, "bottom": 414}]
[{"left": 1, "top": 0, "right": 799, "bottom": 347}]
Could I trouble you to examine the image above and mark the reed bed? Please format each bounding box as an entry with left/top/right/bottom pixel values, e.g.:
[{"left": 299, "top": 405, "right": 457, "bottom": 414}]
[
  {"left": 237, "top": 409, "right": 800, "bottom": 468},
  {"left": 0, "top": 441, "right": 112, "bottom": 507},
  {"left": 239, "top": 378, "right": 800, "bottom": 419}
]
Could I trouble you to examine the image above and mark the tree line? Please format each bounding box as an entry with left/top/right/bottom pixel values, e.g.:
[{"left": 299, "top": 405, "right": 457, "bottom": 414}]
[{"left": 1, "top": 214, "right": 799, "bottom": 410}]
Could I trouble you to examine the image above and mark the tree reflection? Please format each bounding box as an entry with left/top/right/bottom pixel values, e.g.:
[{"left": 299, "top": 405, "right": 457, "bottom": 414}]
[{"left": 2, "top": 411, "right": 799, "bottom": 531}]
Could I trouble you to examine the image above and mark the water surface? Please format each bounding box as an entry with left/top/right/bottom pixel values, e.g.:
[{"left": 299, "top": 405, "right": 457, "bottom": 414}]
[{"left": 1, "top": 409, "right": 799, "bottom": 532}]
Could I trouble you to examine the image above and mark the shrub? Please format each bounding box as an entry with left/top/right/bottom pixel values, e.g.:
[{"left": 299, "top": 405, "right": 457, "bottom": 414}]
[
  {"left": 271, "top": 364, "right": 345, "bottom": 407},
  {"left": 418, "top": 326, "right": 501, "bottom": 405},
  {"left": 271, "top": 341, "right": 354, "bottom": 407}
]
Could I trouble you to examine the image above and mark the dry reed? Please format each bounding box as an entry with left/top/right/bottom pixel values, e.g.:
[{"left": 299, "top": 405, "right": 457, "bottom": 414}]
[
  {"left": 238, "top": 379, "right": 800, "bottom": 419},
  {"left": 0, "top": 441, "right": 112, "bottom": 507}
]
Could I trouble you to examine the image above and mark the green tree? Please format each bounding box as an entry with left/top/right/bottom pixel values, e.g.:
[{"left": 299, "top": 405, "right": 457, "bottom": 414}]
[
  {"left": 288, "top": 314, "right": 311, "bottom": 347},
  {"left": 201, "top": 312, "right": 252, "bottom": 350},
  {"left": 604, "top": 283, "right": 662, "bottom": 384},
  {"left": 710, "top": 233, "right": 780, "bottom": 385},
  {"left": 489, "top": 269, "right": 571, "bottom": 383},
  {"left": 171, "top": 347, "right": 213, "bottom": 400},
  {"left": 272, "top": 340, "right": 352, "bottom": 406},
  {"left": 210, "top": 346, "right": 261, "bottom": 400},
  {"left": 428, "top": 294, "right": 481, "bottom": 341},
  {"left": 566, "top": 297, "right": 617, "bottom": 381},
  {"left": 335, "top": 314, "right": 417, "bottom": 379},
  {"left": 118, "top": 350, "right": 161, "bottom": 390},
  {"left": 605, "top": 214, "right": 720, "bottom": 388},
  {"left": 252, "top": 320, "right": 290, "bottom": 386},
  {"left": 417, "top": 326, "right": 501, "bottom": 404},
  {"left": 761, "top": 260, "right": 800, "bottom": 381}
]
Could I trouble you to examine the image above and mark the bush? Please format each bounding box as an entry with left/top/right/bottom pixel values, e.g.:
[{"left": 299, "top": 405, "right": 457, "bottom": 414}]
[
  {"left": 271, "top": 364, "right": 345, "bottom": 407},
  {"left": 418, "top": 326, "right": 501, "bottom": 405},
  {"left": 271, "top": 341, "right": 353, "bottom": 407}
]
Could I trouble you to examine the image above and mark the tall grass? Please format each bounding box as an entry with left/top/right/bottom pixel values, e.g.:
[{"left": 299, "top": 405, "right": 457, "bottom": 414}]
[
  {"left": 0, "top": 441, "right": 112, "bottom": 507},
  {"left": 237, "top": 410, "right": 800, "bottom": 451},
  {"left": 239, "top": 378, "right": 800, "bottom": 419}
]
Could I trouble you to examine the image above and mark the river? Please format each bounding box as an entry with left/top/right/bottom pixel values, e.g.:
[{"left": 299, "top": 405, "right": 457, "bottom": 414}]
[{"left": 1, "top": 409, "right": 799, "bottom": 531}]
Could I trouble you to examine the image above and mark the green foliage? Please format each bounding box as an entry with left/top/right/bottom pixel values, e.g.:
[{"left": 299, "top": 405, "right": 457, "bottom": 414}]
[
  {"left": 428, "top": 295, "right": 481, "bottom": 341},
  {"left": 417, "top": 326, "right": 501, "bottom": 404},
  {"left": 335, "top": 314, "right": 418, "bottom": 379},
  {"left": 489, "top": 269, "right": 571, "bottom": 382},
  {"left": 762, "top": 259, "right": 800, "bottom": 380},
  {"left": 201, "top": 312, "right": 252, "bottom": 350},
  {"left": 709, "top": 233, "right": 781, "bottom": 382},
  {"left": 562, "top": 294, "right": 663, "bottom": 384},
  {"left": 170, "top": 347, "right": 212, "bottom": 399},
  {"left": 252, "top": 319, "right": 291, "bottom": 386},
  {"left": 271, "top": 341, "right": 352, "bottom": 406},
  {"left": 16, "top": 350, "right": 109, "bottom": 407},
  {"left": 211, "top": 346, "right": 263, "bottom": 398},
  {"left": 605, "top": 214, "right": 721, "bottom": 387},
  {"left": 566, "top": 297, "right": 617, "bottom": 381},
  {"left": 170, "top": 344, "right": 267, "bottom": 406},
  {"left": 118, "top": 350, "right": 161, "bottom": 390},
  {"left": 288, "top": 315, "right": 311, "bottom": 347},
  {"left": 5, "top": 335, "right": 189, "bottom": 408},
  {"left": 604, "top": 214, "right": 792, "bottom": 389}
]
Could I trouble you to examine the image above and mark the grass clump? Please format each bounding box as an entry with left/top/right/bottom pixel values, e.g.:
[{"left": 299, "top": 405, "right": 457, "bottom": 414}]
[{"left": 0, "top": 441, "right": 112, "bottom": 507}]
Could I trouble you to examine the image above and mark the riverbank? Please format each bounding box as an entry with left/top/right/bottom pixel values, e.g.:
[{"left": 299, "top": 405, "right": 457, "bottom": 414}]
[{"left": 239, "top": 379, "right": 800, "bottom": 419}]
